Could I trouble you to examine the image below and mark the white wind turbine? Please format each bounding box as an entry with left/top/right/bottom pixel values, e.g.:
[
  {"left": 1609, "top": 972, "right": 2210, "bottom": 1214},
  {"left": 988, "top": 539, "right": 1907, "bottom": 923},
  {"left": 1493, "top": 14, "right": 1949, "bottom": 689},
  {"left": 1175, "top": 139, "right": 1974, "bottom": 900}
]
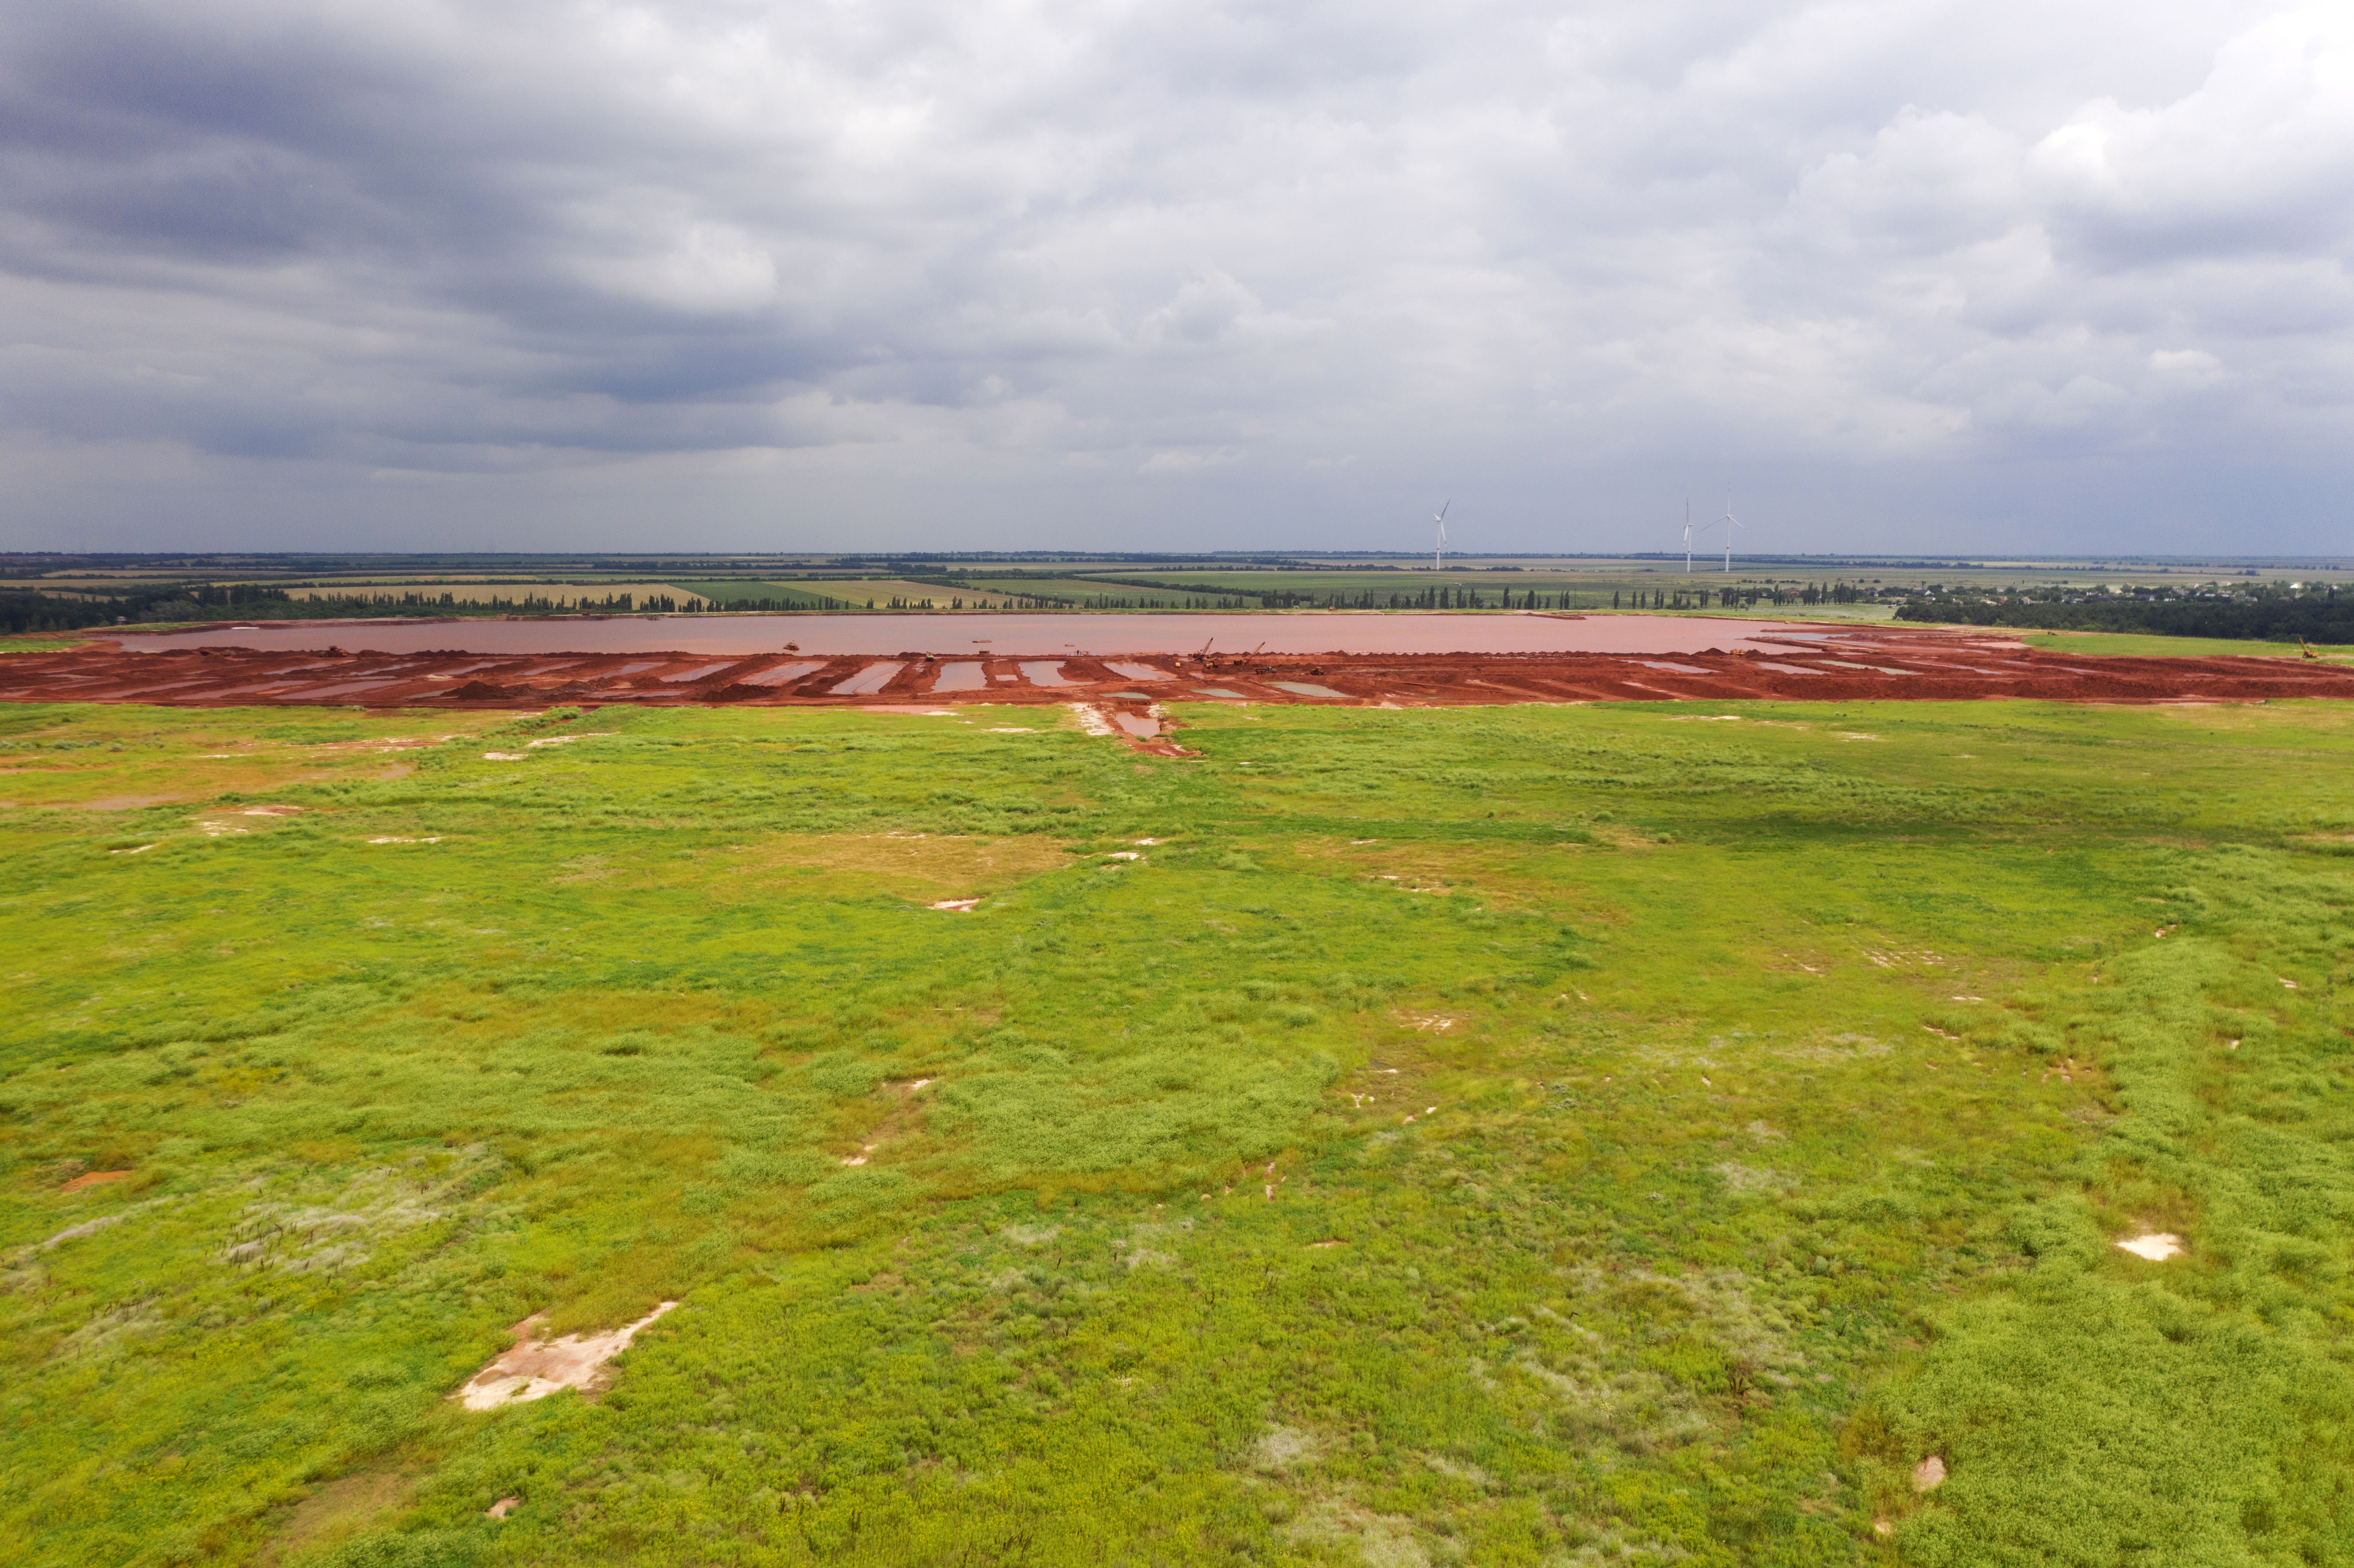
[
  {"left": 1717, "top": 493, "right": 1741, "bottom": 572},
  {"left": 1681, "top": 499, "right": 1693, "bottom": 574},
  {"left": 1432, "top": 499, "right": 1451, "bottom": 573}
]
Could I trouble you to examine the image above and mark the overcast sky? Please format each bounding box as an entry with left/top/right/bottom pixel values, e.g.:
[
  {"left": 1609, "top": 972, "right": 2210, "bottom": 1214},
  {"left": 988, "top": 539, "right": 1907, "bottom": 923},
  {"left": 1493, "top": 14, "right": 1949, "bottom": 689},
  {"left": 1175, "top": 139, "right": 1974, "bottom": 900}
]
[{"left": 2, "top": 0, "right": 2348, "bottom": 556}]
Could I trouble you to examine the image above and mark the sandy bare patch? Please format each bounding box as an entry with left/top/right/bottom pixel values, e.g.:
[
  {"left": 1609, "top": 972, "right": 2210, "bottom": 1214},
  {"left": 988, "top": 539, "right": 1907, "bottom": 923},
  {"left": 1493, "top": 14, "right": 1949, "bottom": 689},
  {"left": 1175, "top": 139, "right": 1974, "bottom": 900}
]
[
  {"left": 1714, "top": 1161, "right": 1798, "bottom": 1196},
  {"left": 481, "top": 751, "right": 526, "bottom": 761},
  {"left": 2116, "top": 1232, "right": 2184, "bottom": 1261},
  {"left": 1066, "top": 703, "right": 1117, "bottom": 737},
  {"left": 1252, "top": 1425, "right": 1324, "bottom": 1471},
  {"left": 59, "top": 1170, "right": 132, "bottom": 1193},
  {"left": 1914, "top": 1455, "right": 1947, "bottom": 1490},
  {"left": 524, "top": 732, "right": 615, "bottom": 747},
  {"left": 486, "top": 1496, "right": 520, "bottom": 1520},
  {"left": 999, "top": 1223, "right": 1060, "bottom": 1247},
  {"left": 929, "top": 897, "right": 982, "bottom": 912},
  {"left": 455, "top": 1300, "right": 678, "bottom": 1410},
  {"left": 1285, "top": 1500, "right": 1429, "bottom": 1568},
  {"left": 1395, "top": 1011, "right": 1461, "bottom": 1033},
  {"left": 42, "top": 1213, "right": 126, "bottom": 1251}
]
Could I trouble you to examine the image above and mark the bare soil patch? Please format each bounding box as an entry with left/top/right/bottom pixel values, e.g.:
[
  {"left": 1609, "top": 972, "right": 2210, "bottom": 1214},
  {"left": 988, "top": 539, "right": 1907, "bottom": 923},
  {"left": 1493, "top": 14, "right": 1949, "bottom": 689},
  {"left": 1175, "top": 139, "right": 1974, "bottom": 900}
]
[
  {"left": 455, "top": 1300, "right": 678, "bottom": 1409},
  {"left": 2116, "top": 1232, "right": 2185, "bottom": 1261}
]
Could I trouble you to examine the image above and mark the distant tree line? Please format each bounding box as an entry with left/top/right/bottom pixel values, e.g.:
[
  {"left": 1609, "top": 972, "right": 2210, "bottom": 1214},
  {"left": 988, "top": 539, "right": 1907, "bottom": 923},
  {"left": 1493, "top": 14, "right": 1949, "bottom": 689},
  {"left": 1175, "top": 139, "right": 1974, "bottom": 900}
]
[
  {"left": 1897, "top": 582, "right": 2351, "bottom": 641},
  {"left": 0, "top": 585, "right": 201, "bottom": 633},
  {"left": 1609, "top": 582, "right": 1880, "bottom": 611}
]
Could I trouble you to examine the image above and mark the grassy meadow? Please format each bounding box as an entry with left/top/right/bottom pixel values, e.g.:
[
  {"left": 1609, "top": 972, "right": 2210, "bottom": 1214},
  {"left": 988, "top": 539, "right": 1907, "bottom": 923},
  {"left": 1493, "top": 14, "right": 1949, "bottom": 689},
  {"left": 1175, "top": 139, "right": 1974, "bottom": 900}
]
[
  {"left": 2014, "top": 630, "right": 2354, "bottom": 663},
  {"left": 3, "top": 695, "right": 2352, "bottom": 1566}
]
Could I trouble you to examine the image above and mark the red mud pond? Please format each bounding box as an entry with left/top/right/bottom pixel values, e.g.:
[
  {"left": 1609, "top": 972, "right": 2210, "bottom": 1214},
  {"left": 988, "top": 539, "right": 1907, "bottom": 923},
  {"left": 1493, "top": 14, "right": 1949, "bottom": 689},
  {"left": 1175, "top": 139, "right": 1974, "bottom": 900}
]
[
  {"left": 6, "top": 618, "right": 2351, "bottom": 716},
  {"left": 120, "top": 612, "right": 1817, "bottom": 658}
]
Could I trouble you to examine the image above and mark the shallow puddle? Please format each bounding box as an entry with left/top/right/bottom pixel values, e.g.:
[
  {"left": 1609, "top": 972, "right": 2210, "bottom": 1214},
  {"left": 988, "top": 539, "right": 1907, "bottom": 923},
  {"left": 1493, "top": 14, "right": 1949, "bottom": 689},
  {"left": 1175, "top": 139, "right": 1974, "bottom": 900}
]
[
  {"left": 828, "top": 661, "right": 904, "bottom": 696},
  {"left": 734, "top": 660, "right": 824, "bottom": 687},
  {"left": 929, "top": 661, "right": 986, "bottom": 692}
]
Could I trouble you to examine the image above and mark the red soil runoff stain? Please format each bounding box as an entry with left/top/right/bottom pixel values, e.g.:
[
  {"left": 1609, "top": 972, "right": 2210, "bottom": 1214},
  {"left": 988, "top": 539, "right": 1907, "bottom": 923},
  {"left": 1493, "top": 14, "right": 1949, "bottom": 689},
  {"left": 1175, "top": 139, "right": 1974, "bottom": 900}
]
[
  {"left": 59, "top": 1170, "right": 133, "bottom": 1193},
  {"left": 7, "top": 622, "right": 2352, "bottom": 714}
]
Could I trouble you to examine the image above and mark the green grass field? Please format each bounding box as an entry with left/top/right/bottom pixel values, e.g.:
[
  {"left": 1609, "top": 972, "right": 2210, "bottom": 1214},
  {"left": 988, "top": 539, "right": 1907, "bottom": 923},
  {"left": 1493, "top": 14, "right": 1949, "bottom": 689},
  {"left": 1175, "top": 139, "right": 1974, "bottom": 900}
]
[
  {"left": 2015, "top": 630, "right": 2354, "bottom": 662},
  {"left": 4, "top": 696, "right": 2352, "bottom": 1566}
]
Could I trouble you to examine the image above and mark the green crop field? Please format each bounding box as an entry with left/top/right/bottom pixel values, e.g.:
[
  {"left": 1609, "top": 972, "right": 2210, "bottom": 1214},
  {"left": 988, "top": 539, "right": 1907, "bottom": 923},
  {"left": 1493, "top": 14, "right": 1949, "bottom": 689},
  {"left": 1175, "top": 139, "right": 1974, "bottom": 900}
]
[
  {"left": 2014, "top": 631, "right": 2354, "bottom": 663},
  {"left": 4, "top": 695, "right": 2352, "bottom": 1567}
]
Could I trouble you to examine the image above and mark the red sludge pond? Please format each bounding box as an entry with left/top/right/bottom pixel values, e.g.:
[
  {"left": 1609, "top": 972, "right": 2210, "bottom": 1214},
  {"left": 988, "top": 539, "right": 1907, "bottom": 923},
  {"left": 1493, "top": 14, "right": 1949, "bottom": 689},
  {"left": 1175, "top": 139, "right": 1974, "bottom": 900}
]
[{"left": 117, "top": 612, "right": 1821, "bottom": 658}]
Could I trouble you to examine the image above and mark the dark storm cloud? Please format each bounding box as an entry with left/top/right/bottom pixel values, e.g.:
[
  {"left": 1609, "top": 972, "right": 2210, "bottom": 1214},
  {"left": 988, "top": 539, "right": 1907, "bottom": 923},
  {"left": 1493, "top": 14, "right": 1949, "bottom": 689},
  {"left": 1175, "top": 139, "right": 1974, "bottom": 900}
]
[{"left": 0, "top": 0, "right": 2348, "bottom": 550}]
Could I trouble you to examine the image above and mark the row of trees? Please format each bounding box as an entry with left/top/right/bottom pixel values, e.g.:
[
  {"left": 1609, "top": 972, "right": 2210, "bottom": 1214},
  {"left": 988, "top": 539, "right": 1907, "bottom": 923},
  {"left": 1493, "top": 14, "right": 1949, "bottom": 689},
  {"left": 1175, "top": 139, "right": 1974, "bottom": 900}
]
[{"left": 1607, "top": 582, "right": 1881, "bottom": 611}]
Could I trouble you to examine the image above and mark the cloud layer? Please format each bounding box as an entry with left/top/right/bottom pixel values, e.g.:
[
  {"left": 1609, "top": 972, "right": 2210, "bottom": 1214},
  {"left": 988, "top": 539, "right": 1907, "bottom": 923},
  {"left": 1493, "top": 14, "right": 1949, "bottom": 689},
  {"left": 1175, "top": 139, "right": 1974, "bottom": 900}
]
[{"left": 2, "top": 0, "right": 2348, "bottom": 552}]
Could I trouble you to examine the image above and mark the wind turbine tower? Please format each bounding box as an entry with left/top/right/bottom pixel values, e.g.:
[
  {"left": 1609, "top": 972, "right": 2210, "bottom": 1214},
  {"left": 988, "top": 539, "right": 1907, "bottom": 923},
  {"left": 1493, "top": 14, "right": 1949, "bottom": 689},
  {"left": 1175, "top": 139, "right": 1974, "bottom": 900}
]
[
  {"left": 1433, "top": 500, "right": 1450, "bottom": 573},
  {"left": 1717, "top": 493, "right": 1742, "bottom": 572},
  {"left": 1681, "top": 499, "right": 1692, "bottom": 574}
]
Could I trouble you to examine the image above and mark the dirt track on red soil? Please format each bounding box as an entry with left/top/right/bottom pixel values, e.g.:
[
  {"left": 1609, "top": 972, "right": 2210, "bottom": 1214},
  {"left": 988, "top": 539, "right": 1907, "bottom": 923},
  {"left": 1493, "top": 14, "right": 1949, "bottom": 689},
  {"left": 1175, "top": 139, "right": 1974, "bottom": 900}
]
[{"left": 6, "top": 623, "right": 2353, "bottom": 712}]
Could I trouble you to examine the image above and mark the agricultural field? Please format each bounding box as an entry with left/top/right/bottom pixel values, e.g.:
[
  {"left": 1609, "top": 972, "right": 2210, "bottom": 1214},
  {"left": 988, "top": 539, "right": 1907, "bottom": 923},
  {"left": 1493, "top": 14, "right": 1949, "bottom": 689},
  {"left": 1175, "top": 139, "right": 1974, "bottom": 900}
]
[
  {"left": 3, "top": 695, "right": 2352, "bottom": 1567},
  {"left": 271, "top": 584, "right": 697, "bottom": 607},
  {"left": 2018, "top": 631, "right": 2354, "bottom": 662}
]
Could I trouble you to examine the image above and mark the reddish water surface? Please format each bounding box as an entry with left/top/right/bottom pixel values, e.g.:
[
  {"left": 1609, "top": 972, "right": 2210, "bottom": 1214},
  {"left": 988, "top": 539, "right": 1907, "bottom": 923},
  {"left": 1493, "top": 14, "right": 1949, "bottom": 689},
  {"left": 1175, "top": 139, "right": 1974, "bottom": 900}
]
[{"left": 116, "top": 612, "right": 1827, "bottom": 658}]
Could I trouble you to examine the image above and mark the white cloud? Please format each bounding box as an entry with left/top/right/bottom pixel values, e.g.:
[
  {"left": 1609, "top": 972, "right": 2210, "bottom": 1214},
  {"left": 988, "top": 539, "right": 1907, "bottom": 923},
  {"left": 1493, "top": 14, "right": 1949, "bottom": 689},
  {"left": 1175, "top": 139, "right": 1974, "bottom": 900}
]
[
  {"left": 576, "top": 222, "right": 778, "bottom": 315},
  {"left": 1139, "top": 446, "right": 1243, "bottom": 475},
  {"left": 0, "top": 0, "right": 2348, "bottom": 551}
]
